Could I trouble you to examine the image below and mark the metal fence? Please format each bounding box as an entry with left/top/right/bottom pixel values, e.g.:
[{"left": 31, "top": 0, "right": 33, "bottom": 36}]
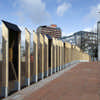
[{"left": 0, "top": 21, "right": 91, "bottom": 99}]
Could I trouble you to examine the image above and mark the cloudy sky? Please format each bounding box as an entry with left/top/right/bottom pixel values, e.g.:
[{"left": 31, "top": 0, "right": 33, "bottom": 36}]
[{"left": 0, "top": 0, "right": 100, "bottom": 36}]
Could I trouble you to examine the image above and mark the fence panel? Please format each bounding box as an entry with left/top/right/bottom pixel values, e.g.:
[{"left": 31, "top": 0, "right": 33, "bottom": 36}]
[
  {"left": 56, "top": 40, "right": 59, "bottom": 72},
  {"left": 21, "top": 29, "right": 26, "bottom": 88},
  {"left": 25, "top": 28, "right": 30, "bottom": 86},
  {"left": 30, "top": 31, "right": 38, "bottom": 83},
  {"left": 1, "top": 21, "right": 21, "bottom": 96},
  {"left": 44, "top": 35, "right": 48, "bottom": 77},
  {"left": 52, "top": 38, "right": 56, "bottom": 73},
  {"left": 38, "top": 34, "right": 44, "bottom": 80},
  {"left": 48, "top": 37, "right": 52, "bottom": 75}
]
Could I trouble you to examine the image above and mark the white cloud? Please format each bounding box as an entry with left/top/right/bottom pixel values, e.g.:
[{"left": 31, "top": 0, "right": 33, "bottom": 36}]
[
  {"left": 62, "top": 31, "right": 73, "bottom": 37},
  {"left": 62, "top": 31, "right": 66, "bottom": 36},
  {"left": 85, "top": 4, "right": 100, "bottom": 21},
  {"left": 92, "top": 24, "right": 97, "bottom": 33},
  {"left": 83, "top": 27, "right": 92, "bottom": 32},
  {"left": 14, "top": 0, "right": 51, "bottom": 24},
  {"left": 57, "top": 2, "right": 71, "bottom": 16},
  {"left": 83, "top": 24, "right": 97, "bottom": 33}
]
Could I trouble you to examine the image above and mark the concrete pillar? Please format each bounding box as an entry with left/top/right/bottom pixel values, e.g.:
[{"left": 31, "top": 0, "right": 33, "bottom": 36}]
[
  {"left": 25, "top": 28, "right": 30, "bottom": 86},
  {"left": 97, "top": 21, "right": 100, "bottom": 61}
]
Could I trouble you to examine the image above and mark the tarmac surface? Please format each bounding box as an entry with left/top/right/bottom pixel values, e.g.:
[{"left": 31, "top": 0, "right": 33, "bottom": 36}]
[{"left": 4, "top": 62, "right": 100, "bottom": 100}]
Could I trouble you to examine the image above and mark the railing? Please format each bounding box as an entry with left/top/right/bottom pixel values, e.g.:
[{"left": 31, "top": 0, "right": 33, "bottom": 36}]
[{"left": 0, "top": 21, "right": 91, "bottom": 99}]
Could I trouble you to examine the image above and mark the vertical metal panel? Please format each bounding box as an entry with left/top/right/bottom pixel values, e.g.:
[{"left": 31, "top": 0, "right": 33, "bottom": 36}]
[
  {"left": 58, "top": 40, "right": 60, "bottom": 70},
  {"left": 1, "top": 22, "right": 21, "bottom": 97},
  {"left": 18, "top": 32, "right": 21, "bottom": 90},
  {"left": 52, "top": 38, "right": 56, "bottom": 73},
  {"left": 56, "top": 40, "right": 59, "bottom": 71},
  {"left": 38, "top": 34, "right": 44, "bottom": 80},
  {"left": 21, "top": 29, "right": 26, "bottom": 88},
  {"left": 32, "top": 31, "right": 38, "bottom": 82},
  {"left": 1, "top": 22, "right": 8, "bottom": 97},
  {"left": 25, "top": 28, "right": 30, "bottom": 86},
  {"left": 59, "top": 41, "right": 62, "bottom": 69},
  {"left": 54, "top": 39, "right": 56, "bottom": 72},
  {"left": 65, "top": 42, "right": 71, "bottom": 63},
  {"left": 44, "top": 35, "right": 48, "bottom": 77},
  {"left": 50, "top": 39, "right": 53, "bottom": 75}
]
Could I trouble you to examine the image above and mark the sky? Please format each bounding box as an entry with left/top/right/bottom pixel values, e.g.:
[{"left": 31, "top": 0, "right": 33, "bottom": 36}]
[{"left": 0, "top": 0, "right": 100, "bottom": 37}]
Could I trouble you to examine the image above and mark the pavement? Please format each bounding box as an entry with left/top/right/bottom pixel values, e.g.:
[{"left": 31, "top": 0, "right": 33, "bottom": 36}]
[{"left": 3, "top": 62, "right": 100, "bottom": 100}]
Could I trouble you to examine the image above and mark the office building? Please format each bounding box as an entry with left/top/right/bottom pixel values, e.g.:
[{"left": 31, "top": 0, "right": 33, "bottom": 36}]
[
  {"left": 37, "top": 24, "right": 62, "bottom": 39},
  {"left": 61, "top": 31, "right": 98, "bottom": 60}
]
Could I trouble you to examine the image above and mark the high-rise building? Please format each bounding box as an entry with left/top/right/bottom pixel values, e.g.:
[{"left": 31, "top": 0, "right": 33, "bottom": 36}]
[
  {"left": 37, "top": 24, "right": 62, "bottom": 39},
  {"left": 61, "top": 31, "right": 98, "bottom": 60}
]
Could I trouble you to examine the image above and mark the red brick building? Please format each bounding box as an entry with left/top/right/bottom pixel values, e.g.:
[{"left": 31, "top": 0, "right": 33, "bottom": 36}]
[{"left": 37, "top": 24, "right": 62, "bottom": 39}]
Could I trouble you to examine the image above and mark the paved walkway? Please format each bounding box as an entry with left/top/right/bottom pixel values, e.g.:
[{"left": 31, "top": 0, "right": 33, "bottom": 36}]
[{"left": 4, "top": 62, "right": 100, "bottom": 100}]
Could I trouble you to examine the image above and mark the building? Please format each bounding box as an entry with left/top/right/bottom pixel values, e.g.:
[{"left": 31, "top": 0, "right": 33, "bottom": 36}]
[
  {"left": 61, "top": 34, "right": 76, "bottom": 45},
  {"left": 61, "top": 31, "right": 98, "bottom": 60},
  {"left": 97, "top": 21, "right": 100, "bottom": 61},
  {"left": 37, "top": 24, "right": 62, "bottom": 39}
]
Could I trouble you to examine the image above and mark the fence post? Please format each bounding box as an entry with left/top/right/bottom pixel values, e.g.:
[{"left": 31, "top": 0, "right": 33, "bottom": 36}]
[
  {"left": 52, "top": 38, "right": 56, "bottom": 73},
  {"left": 59, "top": 41, "right": 61, "bottom": 70},
  {"left": 25, "top": 28, "right": 30, "bottom": 86},
  {"left": 44, "top": 35, "right": 48, "bottom": 77},
  {"left": 33, "top": 31, "right": 38, "bottom": 82},
  {"left": 2, "top": 22, "right": 8, "bottom": 97},
  {"left": 56, "top": 40, "right": 59, "bottom": 72},
  {"left": 38, "top": 34, "right": 44, "bottom": 80}
]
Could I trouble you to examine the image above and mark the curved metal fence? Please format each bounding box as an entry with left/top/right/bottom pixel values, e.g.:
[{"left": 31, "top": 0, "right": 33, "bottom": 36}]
[{"left": 0, "top": 21, "right": 91, "bottom": 99}]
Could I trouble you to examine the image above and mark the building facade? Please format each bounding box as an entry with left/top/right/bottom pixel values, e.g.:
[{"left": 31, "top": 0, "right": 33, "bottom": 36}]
[
  {"left": 37, "top": 24, "right": 62, "bottom": 39},
  {"left": 61, "top": 34, "right": 76, "bottom": 45},
  {"left": 61, "top": 31, "right": 98, "bottom": 60},
  {"left": 97, "top": 21, "right": 100, "bottom": 61}
]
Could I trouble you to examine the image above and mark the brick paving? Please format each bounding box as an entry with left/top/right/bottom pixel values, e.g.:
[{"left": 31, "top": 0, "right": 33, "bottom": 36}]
[
  {"left": 25, "top": 62, "right": 100, "bottom": 100},
  {"left": 4, "top": 62, "right": 100, "bottom": 100}
]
